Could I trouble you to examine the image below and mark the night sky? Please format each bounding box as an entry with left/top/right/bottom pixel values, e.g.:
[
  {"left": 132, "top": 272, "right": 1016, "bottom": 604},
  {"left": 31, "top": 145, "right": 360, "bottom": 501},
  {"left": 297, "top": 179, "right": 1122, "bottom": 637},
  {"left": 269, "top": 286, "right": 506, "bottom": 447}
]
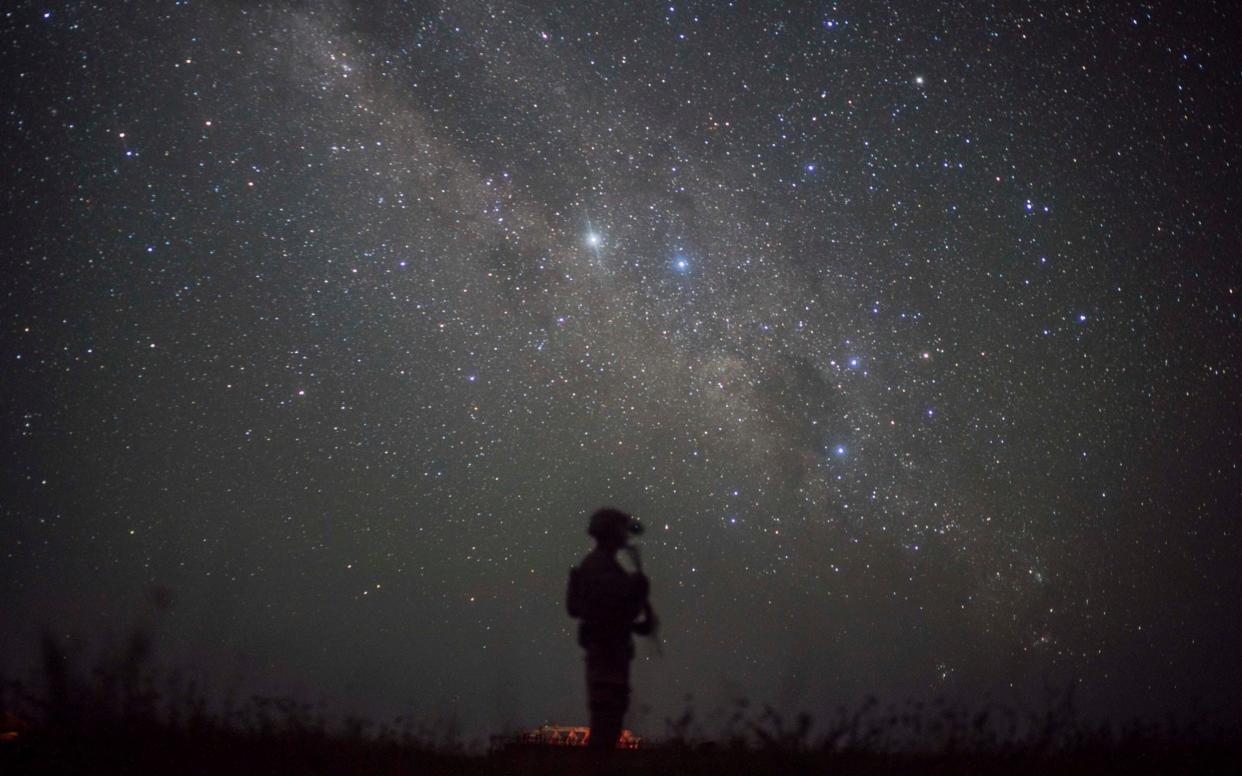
[{"left": 3, "top": 1, "right": 1241, "bottom": 739}]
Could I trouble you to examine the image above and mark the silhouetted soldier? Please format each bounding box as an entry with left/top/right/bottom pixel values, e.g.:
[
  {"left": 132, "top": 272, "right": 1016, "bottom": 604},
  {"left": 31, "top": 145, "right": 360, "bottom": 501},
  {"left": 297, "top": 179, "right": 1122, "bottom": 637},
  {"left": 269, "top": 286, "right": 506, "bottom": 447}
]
[{"left": 566, "top": 507, "right": 657, "bottom": 750}]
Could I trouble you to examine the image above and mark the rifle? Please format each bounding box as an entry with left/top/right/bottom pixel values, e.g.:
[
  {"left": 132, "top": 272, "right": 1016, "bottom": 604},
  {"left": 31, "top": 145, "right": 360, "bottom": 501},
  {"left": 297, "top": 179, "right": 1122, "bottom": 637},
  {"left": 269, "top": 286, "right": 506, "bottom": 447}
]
[{"left": 623, "top": 545, "right": 662, "bottom": 656}]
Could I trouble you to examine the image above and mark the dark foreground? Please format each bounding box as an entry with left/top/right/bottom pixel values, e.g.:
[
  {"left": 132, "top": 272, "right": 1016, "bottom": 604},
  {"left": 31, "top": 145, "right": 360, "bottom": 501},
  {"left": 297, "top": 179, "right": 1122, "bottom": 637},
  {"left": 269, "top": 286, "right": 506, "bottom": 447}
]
[
  {"left": 3, "top": 631, "right": 1239, "bottom": 774},
  {"left": 3, "top": 723, "right": 1240, "bottom": 775}
]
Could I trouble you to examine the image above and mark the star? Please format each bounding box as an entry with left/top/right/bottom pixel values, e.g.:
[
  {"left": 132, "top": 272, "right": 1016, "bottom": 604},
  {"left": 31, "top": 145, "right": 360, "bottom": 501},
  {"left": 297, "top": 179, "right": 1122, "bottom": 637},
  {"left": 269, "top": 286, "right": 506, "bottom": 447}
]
[{"left": 7, "top": 0, "right": 1233, "bottom": 744}]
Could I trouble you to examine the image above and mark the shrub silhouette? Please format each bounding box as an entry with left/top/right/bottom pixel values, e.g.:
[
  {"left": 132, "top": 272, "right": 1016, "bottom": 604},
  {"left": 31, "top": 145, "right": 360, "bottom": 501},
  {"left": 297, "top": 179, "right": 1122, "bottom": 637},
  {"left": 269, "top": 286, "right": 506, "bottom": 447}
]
[{"left": 1, "top": 620, "right": 1237, "bottom": 774}]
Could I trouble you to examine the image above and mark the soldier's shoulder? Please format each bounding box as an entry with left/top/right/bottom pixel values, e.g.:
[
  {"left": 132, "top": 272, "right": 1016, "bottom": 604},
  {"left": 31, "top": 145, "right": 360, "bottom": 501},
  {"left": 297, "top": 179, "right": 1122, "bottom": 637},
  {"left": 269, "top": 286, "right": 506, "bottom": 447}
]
[{"left": 578, "top": 549, "right": 619, "bottom": 574}]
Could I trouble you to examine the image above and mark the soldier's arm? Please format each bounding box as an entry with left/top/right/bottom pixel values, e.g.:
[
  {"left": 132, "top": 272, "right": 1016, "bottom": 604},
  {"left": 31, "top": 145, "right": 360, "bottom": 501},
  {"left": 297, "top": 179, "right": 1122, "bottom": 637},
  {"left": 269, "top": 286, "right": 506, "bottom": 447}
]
[
  {"left": 629, "top": 572, "right": 654, "bottom": 631},
  {"left": 633, "top": 600, "right": 658, "bottom": 636},
  {"left": 632, "top": 572, "right": 649, "bottom": 600}
]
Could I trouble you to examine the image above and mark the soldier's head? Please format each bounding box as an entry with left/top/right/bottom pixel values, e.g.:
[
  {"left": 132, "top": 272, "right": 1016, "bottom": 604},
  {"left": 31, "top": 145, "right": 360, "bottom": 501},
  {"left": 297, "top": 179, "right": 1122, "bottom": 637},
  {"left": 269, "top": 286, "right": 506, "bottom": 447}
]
[{"left": 588, "top": 507, "right": 643, "bottom": 549}]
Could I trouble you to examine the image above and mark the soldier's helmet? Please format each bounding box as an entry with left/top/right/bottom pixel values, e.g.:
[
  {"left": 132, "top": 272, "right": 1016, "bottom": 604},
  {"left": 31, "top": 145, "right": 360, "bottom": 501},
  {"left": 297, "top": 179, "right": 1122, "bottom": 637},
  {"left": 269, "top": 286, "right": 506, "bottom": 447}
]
[{"left": 588, "top": 507, "right": 644, "bottom": 541}]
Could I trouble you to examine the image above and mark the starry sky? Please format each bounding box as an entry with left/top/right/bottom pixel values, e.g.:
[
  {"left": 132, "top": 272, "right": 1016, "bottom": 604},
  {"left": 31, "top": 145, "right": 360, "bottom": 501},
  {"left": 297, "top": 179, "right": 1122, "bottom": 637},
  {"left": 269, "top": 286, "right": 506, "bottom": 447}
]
[{"left": 3, "top": 1, "right": 1241, "bottom": 739}]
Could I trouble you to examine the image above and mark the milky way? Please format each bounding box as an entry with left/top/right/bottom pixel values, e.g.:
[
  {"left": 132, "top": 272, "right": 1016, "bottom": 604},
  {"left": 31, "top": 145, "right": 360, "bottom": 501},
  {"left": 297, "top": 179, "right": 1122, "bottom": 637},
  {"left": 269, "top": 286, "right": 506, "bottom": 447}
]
[{"left": 3, "top": 2, "right": 1240, "bottom": 736}]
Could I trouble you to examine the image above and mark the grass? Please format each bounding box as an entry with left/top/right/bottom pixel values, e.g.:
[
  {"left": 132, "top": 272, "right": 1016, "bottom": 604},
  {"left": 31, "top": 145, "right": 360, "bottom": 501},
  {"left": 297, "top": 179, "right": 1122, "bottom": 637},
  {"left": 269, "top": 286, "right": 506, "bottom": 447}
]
[{"left": 2, "top": 627, "right": 1238, "bottom": 774}]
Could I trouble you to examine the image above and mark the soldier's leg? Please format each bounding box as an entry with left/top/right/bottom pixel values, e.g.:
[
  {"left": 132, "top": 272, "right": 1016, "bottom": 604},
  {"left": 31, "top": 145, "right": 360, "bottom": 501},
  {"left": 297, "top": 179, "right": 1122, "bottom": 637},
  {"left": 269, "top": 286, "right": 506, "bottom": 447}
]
[{"left": 585, "top": 648, "right": 631, "bottom": 750}]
